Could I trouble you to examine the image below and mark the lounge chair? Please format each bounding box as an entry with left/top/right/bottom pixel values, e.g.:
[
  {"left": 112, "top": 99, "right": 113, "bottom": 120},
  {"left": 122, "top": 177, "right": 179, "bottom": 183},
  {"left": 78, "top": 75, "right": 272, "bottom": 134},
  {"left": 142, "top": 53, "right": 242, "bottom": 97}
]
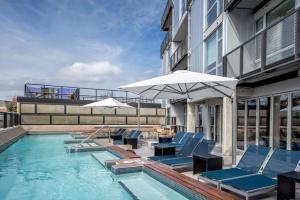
[
  {"left": 110, "top": 128, "right": 126, "bottom": 140},
  {"left": 123, "top": 130, "right": 142, "bottom": 149},
  {"left": 148, "top": 133, "right": 203, "bottom": 161},
  {"left": 113, "top": 130, "right": 135, "bottom": 145},
  {"left": 220, "top": 149, "right": 300, "bottom": 200},
  {"left": 199, "top": 145, "right": 271, "bottom": 188},
  {"left": 159, "top": 139, "right": 216, "bottom": 169},
  {"left": 153, "top": 132, "right": 198, "bottom": 149}
]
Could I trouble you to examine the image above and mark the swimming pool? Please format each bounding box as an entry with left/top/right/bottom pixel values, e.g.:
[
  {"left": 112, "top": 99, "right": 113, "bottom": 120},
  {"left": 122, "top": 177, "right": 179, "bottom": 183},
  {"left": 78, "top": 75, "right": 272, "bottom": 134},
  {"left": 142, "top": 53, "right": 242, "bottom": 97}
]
[{"left": 0, "top": 134, "right": 190, "bottom": 200}]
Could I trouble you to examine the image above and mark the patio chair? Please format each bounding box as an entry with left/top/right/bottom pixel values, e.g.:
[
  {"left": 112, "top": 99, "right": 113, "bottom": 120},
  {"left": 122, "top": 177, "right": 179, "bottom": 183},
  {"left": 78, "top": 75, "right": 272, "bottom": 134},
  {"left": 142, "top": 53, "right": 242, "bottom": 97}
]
[
  {"left": 148, "top": 133, "right": 203, "bottom": 161},
  {"left": 110, "top": 128, "right": 126, "bottom": 141},
  {"left": 113, "top": 130, "right": 135, "bottom": 145},
  {"left": 158, "top": 139, "right": 216, "bottom": 168},
  {"left": 154, "top": 132, "right": 201, "bottom": 149},
  {"left": 220, "top": 148, "right": 300, "bottom": 200},
  {"left": 123, "top": 130, "right": 142, "bottom": 149},
  {"left": 199, "top": 145, "right": 271, "bottom": 188}
]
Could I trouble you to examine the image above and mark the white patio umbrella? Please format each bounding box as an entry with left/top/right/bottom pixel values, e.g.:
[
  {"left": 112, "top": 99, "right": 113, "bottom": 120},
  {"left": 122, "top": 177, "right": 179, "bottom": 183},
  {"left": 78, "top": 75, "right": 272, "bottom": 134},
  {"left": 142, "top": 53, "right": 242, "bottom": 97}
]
[
  {"left": 82, "top": 98, "right": 135, "bottom": 142},
  {"left": 119, "top": 70, "right": 238, "bottom": 100}
]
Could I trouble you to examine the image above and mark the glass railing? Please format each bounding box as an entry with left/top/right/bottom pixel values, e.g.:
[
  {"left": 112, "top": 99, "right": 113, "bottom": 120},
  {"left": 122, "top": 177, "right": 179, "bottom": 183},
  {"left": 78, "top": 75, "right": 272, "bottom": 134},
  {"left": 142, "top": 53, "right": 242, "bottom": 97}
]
[
  {"left": 161, "top": 0, "right": 173, "bottom": 30},
  {"left": 170, "top": 40, "right": 187, "bottom": 71},
  {"left": 224, "top": 10, "right": 297, "bottom": 78},
  {"left": 160, "top": 31, "right": 172, "bottom": 57}
]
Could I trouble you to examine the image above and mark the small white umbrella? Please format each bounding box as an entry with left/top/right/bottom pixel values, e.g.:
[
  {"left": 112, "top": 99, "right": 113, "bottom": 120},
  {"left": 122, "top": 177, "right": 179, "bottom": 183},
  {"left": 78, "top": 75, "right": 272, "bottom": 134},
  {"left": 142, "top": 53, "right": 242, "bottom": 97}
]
[
  {"left": 82, "top": 98, "right": 135, "bottom": 142},
  {"left": 119, "top": 70, "right": 238, "bottom": 100},
  {"left": 82, "top": 97, "right": 134, "bottom": 109}
]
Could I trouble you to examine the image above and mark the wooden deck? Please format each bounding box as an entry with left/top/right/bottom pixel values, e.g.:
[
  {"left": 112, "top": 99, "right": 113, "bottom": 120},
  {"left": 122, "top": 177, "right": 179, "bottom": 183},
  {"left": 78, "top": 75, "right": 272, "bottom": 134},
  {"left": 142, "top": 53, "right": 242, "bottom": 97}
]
[
  {"left": 107, "top": 146, "right": 141, "bottom": 159},
  {"left": 144, "top": 163, "right": 241, "bottom": 200}
]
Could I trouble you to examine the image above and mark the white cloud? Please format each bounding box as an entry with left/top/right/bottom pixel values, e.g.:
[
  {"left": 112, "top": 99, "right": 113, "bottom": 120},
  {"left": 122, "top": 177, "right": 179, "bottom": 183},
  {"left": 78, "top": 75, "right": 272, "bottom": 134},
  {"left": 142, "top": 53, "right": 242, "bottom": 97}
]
[{"left": 59, "top": 61, "right": 121, "bottom": 82}]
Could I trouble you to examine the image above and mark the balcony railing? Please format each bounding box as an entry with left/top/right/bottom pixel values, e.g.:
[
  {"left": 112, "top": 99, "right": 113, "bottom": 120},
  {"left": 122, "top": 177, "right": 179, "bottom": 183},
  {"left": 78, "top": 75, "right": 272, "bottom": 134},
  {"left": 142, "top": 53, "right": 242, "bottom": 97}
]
[
  {"left": 160, "top": 31, "right": 172, "bottom": 57},
  {"left": 170, "top": 40, "right": 187, "bottom": 71},
  {"left": 161, "top": 0, "right": 173, "bottom": 31},
  {"left": 224, "top": 9, "right": 300, "bottom": 79},
  {"left": 24, "top": 83, "right": 157, "bottom": 104}
]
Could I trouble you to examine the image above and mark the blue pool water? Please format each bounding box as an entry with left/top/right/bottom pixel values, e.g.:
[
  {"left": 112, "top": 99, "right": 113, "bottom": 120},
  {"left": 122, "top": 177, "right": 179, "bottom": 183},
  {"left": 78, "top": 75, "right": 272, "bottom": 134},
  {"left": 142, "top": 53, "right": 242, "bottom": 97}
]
[{"left": 0, "top": 135, "right": 132, "bottom": 200}]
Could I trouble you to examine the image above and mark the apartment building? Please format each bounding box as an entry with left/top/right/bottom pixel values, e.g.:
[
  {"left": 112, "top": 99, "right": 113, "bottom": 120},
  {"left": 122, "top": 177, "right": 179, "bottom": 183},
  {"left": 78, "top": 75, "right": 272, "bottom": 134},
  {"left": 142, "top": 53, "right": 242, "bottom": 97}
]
[{"left": 161, "top": 0, "right": 300, "bottom": 163}]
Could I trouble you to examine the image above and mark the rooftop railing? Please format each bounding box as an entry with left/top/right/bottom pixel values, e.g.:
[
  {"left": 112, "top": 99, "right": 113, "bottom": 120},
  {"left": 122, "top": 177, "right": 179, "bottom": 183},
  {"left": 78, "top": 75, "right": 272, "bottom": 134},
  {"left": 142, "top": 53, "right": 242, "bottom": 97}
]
[
  {"left": 224, "top": 9, "right": 300, "bottom": 79},
  {"left": 161, "top": 0, "right": 173, "bottom": 31},
  {"left": 0, "top": 112, "right": 20, "bottom": 128},
  {"left": 24, "top": 83, "right": 157, "bottom": 104}
]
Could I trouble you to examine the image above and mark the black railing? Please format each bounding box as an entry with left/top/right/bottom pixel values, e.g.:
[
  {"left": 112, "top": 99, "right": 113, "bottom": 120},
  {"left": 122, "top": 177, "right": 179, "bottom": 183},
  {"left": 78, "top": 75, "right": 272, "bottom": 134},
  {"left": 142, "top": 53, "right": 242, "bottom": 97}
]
[
  {"left": 24, "top": 83, "right": 157, "bottom": 104},
  {"left": 160, "top": 31, "right": 172, "bottom": 57},
  {"left": 161, "top": 0, "right": 173, "bottom": 31},
  {"left": 170, "top": 39, "right": 187, "bottom": 71},
  {"left": 224, "top": 9, "right": 300, "bottom": 79},
  {"left": 0, "top": 112, "right": 20, "bottom": 128},
  {"left": 167, "top": 117, "right": 176, "bottom": 125}
]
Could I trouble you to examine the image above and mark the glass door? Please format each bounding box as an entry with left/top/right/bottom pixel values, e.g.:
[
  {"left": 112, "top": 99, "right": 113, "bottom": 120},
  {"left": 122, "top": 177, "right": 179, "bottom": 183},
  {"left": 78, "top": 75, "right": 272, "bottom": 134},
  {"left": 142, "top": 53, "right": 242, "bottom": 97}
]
[{"left": 273, "top": 95, "right": 288, "bottom": 149}]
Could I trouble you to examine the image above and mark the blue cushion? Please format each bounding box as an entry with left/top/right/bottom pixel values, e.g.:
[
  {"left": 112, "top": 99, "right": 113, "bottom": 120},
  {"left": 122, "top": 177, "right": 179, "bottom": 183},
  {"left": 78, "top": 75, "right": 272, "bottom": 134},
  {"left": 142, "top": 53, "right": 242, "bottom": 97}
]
[
  {"left": 160, "top": 157, "right": 192, "bottom": 166},
  {"left": 201, "top": 168, "right": 253, "bottom": 181},
  {"left": 222, "top": 175, "right": 277, "bottom": 192}
]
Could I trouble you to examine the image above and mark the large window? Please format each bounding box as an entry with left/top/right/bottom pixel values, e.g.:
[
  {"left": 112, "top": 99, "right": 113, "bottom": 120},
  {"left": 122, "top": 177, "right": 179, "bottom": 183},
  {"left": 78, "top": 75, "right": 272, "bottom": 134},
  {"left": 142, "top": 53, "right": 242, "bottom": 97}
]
[
  {"left": 206, "top": 0, "right": 223, "bottom": 28},
  {"left": 205, "top": 26, "right": 223, "bottom": 75}
]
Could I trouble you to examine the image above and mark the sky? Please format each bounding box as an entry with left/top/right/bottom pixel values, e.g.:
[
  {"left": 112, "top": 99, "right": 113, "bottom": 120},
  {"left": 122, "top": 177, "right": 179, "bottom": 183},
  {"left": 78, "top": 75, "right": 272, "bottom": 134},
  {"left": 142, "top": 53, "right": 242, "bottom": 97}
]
[{"left": 0, "top": 0, "right": 165, "bottom": 100}]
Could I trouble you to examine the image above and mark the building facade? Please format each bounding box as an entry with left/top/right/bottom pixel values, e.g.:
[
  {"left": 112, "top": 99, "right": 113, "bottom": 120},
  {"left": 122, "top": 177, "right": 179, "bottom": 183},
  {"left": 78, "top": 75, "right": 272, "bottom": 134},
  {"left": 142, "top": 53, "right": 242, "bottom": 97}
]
[{"left": 161, "top": 0, "right": 300, "bottom": 163}]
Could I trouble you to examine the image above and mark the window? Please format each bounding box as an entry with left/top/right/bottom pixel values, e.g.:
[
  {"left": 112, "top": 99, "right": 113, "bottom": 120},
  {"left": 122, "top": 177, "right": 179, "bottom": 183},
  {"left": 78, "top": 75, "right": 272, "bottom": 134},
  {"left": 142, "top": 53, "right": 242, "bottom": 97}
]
[
  {"left": 206, "top": 0, "right": 223, "bottom": 28},
  {"left": 247, "top": 100, "right": 257, "bottom": 146},
  {"left": 205, "top": 26, "right": 223, "bottom": 75},
  {"left": 267, "top": 0, "right": 294, "bottom": 26},
  {"left": 259, "top": 97, "right": 270, "bottom": 147},
  {"left": 292, "top": 93, "right": 300, "bottom": 150},
  {"left": 273, "top": 95, "right": 288, "bottom": 149},
  {"left": 237, "top": 101, "right": 245, "bottom": 150}
]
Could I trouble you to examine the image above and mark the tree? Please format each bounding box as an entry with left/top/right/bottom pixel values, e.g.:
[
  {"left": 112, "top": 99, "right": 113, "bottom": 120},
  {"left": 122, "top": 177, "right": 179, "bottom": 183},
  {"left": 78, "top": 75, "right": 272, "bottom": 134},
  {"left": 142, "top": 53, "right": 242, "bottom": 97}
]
[{"left": 7, "top": 102, "right": 17, "bottom": 112}]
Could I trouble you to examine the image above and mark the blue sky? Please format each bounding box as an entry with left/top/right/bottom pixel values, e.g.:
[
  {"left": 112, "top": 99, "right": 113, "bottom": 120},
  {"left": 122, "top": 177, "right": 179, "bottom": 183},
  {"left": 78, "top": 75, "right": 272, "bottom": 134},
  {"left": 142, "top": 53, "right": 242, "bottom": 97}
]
[{"left": 0, "top": 0, "right": 164, "bottom": 100}]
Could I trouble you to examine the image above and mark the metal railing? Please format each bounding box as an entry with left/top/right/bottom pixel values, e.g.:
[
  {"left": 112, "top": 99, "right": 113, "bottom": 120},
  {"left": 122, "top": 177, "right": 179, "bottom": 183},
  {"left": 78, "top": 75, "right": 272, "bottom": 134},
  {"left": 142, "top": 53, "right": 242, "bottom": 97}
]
[
  {"left": 161, "top": 0, "right": 173, "bottom": 30},
  {"left": 170, "top": 39, "right": 187, "bottom": 71},
  {"left": 224, "top": 9, "right": 299, "bottom": 79},
  {"left": 166, "top": 117, "right": 176, "bottom": 125},
  {"left": 24, "top": 83, "right": 157, "bottom": 104},
  {"left": 0, "top": 112, "right": 20, "bottom": 128},
  {"left": 160, "top": 31, "right": 172, "bottom": 57}
]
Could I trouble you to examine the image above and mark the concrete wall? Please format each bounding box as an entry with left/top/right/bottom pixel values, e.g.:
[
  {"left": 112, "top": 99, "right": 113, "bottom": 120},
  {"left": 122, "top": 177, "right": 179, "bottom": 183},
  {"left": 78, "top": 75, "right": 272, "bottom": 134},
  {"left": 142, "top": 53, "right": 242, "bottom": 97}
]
[{"left": 0, "top": 126, "right": 26, "bottom": 152}]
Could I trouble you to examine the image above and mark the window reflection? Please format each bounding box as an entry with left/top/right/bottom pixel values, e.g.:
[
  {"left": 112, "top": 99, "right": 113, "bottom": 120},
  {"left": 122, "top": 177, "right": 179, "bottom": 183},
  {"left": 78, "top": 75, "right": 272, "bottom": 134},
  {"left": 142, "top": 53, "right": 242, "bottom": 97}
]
[
  {"left": 247, "top": 100, "right": 257, "bottom": 146},
  {"left": 273, "top": 95, "right": 288, "bottom": 149},
  {"left": 237, "top": 101, "right": 245, "bottom": 150},
  {"left": 292, "top": 93, "right": 300, "bottom": 150},
  {"left": 259, "top": 97, "right": 270, "bottom": 147}
]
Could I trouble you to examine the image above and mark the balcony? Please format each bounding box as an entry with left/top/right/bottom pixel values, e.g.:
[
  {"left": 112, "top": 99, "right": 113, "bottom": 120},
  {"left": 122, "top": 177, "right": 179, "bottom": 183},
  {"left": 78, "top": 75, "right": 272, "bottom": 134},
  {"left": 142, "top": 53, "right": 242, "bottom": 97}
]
[
  {"left": 160, "top": 31, "right": 172, "bottom": 57},
  {"left": 161, "top": 0, "right": 173, "bottom": 31},
  {"left": 224, "top": 9, "right": 300, "bottom": 83},
  {"left": 225, "top": 0, "right": 268, "bottom": 12},
  {"left": 170, "top": 40, "right": 187, "bottom": 71}
]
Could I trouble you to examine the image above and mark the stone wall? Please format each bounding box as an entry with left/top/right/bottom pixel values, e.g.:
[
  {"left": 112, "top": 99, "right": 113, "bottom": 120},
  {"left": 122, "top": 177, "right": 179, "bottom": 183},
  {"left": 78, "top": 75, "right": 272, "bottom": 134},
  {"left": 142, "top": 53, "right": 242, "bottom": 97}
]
[{"left": 0, "top": 126, "right": 26, "bottom": 152}]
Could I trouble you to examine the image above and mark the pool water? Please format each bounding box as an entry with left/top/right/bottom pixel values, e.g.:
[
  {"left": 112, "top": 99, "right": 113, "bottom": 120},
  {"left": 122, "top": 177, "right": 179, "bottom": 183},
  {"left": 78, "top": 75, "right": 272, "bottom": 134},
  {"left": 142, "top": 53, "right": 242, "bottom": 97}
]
[
  {"left": 118, "top": 172, "right": 189, "bottom": 200},
  {"left": 0, "top": 135, "right": 132, "bottom": 200}
]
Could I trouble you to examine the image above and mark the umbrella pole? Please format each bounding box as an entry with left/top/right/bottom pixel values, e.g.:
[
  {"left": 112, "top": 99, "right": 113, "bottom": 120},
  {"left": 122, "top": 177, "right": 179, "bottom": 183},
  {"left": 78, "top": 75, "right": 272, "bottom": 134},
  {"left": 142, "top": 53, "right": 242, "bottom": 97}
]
[
  {"left": 138, "top": 97, "right": 141, "bottom": 131},
  {"left": 108, "top": 126, "right": 111, "bottom": 143}
]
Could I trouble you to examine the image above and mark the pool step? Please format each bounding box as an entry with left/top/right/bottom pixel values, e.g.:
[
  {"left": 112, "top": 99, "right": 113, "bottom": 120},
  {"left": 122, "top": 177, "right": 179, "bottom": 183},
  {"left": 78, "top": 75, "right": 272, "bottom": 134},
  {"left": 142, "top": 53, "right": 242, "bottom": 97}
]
[
  {"left": 67, "top": 142, "right": 105, "bottom": 153},
  {"left": 64, "top": 139, "right": 93, "bottom": 144},
  {"left": 108, "top": 159, "right": 146, "bottom": 174},
  {"left": 72, "top": 135, "right": 88, "bottom": 139}
]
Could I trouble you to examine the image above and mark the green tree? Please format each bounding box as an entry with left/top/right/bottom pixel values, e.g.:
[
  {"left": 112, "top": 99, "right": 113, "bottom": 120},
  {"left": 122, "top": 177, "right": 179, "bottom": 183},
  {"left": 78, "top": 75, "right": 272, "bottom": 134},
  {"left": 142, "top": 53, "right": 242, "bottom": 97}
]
[{"left": 7, "top": 102, "right": 17, "bottom": 112}]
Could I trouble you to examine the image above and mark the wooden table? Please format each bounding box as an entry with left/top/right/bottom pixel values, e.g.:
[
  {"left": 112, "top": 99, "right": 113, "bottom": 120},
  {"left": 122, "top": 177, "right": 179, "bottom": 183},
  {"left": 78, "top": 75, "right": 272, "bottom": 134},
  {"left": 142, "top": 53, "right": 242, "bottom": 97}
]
[
  {"left": 278, "top": 171, "right": 300, "bottom": 200},
  {"left": 192, "top": 153, "right": 222, "bottom": 174}
]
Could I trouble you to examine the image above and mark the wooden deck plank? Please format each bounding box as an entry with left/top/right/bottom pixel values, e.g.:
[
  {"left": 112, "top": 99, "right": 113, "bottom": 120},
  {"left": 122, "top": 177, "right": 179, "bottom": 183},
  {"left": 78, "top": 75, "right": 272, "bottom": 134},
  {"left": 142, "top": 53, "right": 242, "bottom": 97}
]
[
  {"left": 144, "top": 163, "right": 241, "bottom": 200},
  {"left": 107, "top": 146, "right": 140, "bottom": 159}
]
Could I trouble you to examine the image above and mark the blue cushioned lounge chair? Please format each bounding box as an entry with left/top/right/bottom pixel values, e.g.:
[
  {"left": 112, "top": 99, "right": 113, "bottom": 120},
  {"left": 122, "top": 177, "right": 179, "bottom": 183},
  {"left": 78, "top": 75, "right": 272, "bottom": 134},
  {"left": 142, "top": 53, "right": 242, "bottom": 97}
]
[
  {"left": 110, "top": 128, "right": 126, "bottom": 140},
  {"left": 153, "top": 132, "right": 196, "bottom": 149},
  {"left": 159, "top": 139, "right": 216, "bottom": 169},
  {"left": 148, "top": 133, "right": 203, "bottom": 161},
  {"left": 220, "top": 149, "right": 300, "bottom": 200},
  {"left": 199, "top": 145, "right": 271, "bottom": 188}
]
